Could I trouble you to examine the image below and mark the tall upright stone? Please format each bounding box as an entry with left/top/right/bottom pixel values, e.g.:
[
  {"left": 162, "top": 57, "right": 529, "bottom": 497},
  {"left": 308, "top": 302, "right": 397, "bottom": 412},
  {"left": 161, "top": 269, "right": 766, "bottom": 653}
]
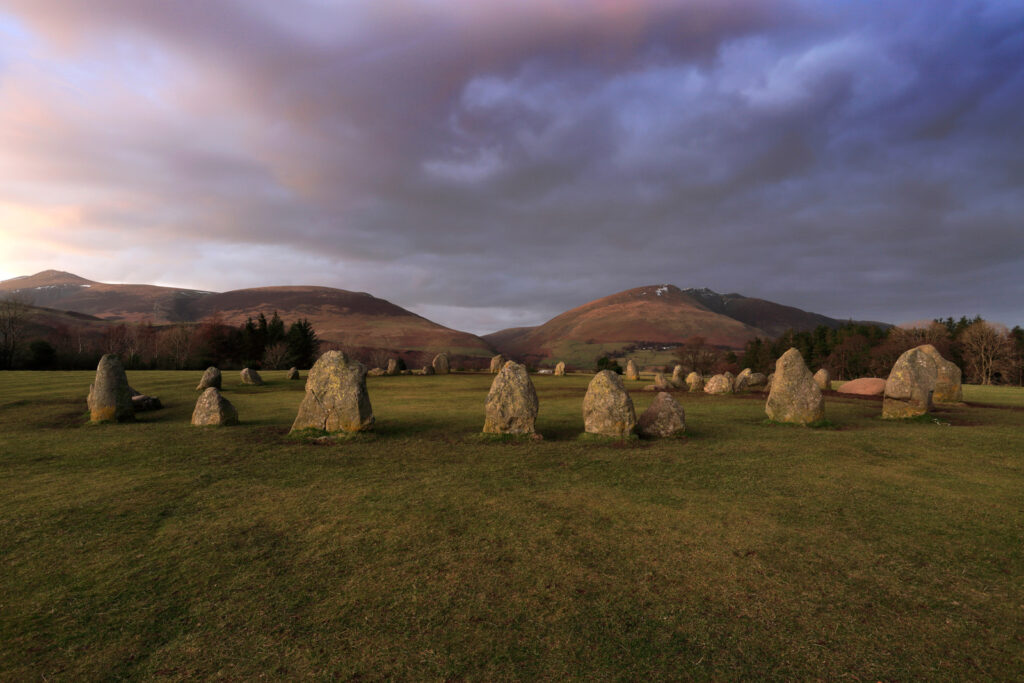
[
  {"left": 637, "top": 392, "right": 686, "bottom": 438},
  {"left": 483, "top": 361, "right": 539, "bottom": 435},
  {"left": 87, "top": 354, "right": 134, "bottom": 423},
  {"left": 432, "top": 353, "right": 450, "bottom": 375},
  {"left": 583, "top": 370, "right": 637, "bottom": 437},
  {"left": 385, "top": 358, "right": 400, "bottom": 376},
  {"left": 671, "top": 365, "right": 685, "bottom": 387},
  {"left": 291, "top": 351, "right": 374, "bottom": 433},
  {"left": 882, "top": 347, "right": 937, "bottom": 419},
  {"left": 196, "top": 366, "right": 221, "bottom": 391},
  {"left": 489, "top": 354, "right": 505, "bottom": 374},
  {"left": 685, "top": 372, "right": 704, "bottom": 392},
  {"left": 191, "top": 388, "right": 238, "bottom": 426},
  {"left": 554, "top": 361, "right": 566, "bottom": 376},
  {"left": 917, "top": 344, "right": 963, "bottom": 403},
  {"left": 625, "top": 360, "right": 640, "bottom": 381},
  {"left": 240, "top": 368, "right": 263, "bottom": 385},
  {"left": 765, "top": 348, "right": 825, "bottom": 425},
  {"left": 813, "top": 368, "right": 831, "bottom": 391}
]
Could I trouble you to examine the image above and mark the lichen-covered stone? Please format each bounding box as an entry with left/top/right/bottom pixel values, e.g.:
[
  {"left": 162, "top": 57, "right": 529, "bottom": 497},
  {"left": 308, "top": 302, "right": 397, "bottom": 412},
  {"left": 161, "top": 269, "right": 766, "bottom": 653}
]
[
  {"left": 813, "top": 368, "right": 831, "bottom": 391},
  {"left": 883, "top": 347, "right": 937, "bottom": 419},
  {"left": 765, "top": 348, "right": 824, "bottom": 425},
  {"left": 671, "top": 365, "right": 685, "bottom": 387},
  {"left": 432, "top": 353, "right": 450, "bottom": 375},
  {"left": 287, "top": 367, "right": 300, "bottom": 380},
  {"left": 240, "top": 368, "right": 263, "bottom": 385},
  {"left": 653, "top": 372, "right": 672, "bottom": 390},
  {"left": 554, "top": 361, "right": 566, "bottom": 376},
  {"left": 191, "top": 387, "right": 238, "bottom": 426},
  {"left": 766, "top": 373, "right": 775, "bottom": 392},
  {"left": 367, "top": 367, "right": 386, "bottom": 377},
  {"left": 385, "top": 358, "right": 400, "bottom": 376},
  {"left": 685, "top": 372, "right": 704, "bottom": 392},
  {"left": 637, "top": 392, "right": 685, "bottom": 438},
  {"left": 624, "top": 360, "right": 640, "bottom": 381},
  {"left": 87, "top": 354, "right": 134, "bottom": 422},
  {"left": 733, "top": 368, "right": 754, "bottom": 391},
  {"left": 917, "top": 344, "right": 962, "bottom": 403},
  {"left": 196, "top": 366, "right": 221, "bottom": 391},
  {"left": 489, "top": 354, "right": 505, "bottom": 374},
  {"left": 583, "top": 370, "right": 636, "bottom": 437},
  {"left": 703, "top": 374, "right": 733, "bottom": 395},
  {"left": 291, "top": 351, "right": 374, "bottom": 433},
  {"left": 483, "top": 361, "right": 538, "bottom": 434}
]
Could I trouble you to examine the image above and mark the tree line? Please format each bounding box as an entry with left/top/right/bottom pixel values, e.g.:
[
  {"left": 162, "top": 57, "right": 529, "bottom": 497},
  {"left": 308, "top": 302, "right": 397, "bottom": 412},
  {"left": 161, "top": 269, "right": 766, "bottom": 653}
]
[{"left": 0, "top": 298, "right": 320, "bottom": 371}]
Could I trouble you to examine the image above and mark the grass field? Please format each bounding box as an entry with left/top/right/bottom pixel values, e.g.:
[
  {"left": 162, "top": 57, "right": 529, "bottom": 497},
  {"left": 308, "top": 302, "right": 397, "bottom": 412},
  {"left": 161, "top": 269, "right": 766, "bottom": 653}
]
[{"left": 1, "top": 371, "right": 1022, "bottom": 679}]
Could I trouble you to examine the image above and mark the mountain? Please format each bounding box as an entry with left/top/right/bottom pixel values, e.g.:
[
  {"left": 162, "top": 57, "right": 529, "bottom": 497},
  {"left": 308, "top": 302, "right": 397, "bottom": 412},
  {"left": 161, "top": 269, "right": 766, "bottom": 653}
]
[
  {"left": 682, "top": 288, "right": 843, "bottom": 338},
  {"left": 483, "top": 284, "right": 766, "bottom": 367},
  {"left": 1, "top": 271, "right": 494, "bottom": 360}
]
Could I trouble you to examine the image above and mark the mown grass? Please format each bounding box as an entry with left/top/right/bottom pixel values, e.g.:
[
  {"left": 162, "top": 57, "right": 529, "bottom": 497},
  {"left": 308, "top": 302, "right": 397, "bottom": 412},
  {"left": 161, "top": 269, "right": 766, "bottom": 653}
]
[{"left": 1, "top": 371, "right": 1022, "bottom": 679}]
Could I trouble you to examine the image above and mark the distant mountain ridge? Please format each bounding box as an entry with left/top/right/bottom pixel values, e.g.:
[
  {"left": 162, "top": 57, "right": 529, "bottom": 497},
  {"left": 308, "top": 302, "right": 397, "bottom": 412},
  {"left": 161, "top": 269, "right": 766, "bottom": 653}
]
[{"left": 0, "top": 270, "right": 494, "bottom": 360}]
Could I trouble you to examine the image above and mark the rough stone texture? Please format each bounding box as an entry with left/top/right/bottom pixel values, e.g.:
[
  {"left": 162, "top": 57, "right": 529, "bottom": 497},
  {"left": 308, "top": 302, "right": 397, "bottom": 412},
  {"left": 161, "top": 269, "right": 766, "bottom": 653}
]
[
  {"left": 765, "top": 348, "right": 825, "bottom": 425},
  {"left": 240, "top": 368, "right": 263, "bottom": 385},
  {"left": 367, "top": 367, "right": 386, "bottom": 377},
  {"left": 489, "top": 355, "right": 505, "bottom": 374},
  {"left": 883, "top": 347, "right": 937, "bottom": 419},
  {"left": 734, "top": 368, "right": 753, "bottom": 391},
  {"left": 637, "top": 392, "right": 686, "bottom": 438},
  {"left": 432, "top": 353, "right": 450, "bottom": 375},
  {"left": 291, "top": 351, "right": 374, "bottom": 433},
  {"left": 422, "top": 365, "right": 435, "bottom": 376},
  {"left": 766, "top": 373, "right": 775, "bottom": 393},
  {"left": 287, "top": 367, "right": 300, "bottom": 380},
  {"left": 837, "top": 378, "right": 886, "bottom": 396},
  {"left": 87, "top": 354, "right": 134, "bottom": 423},
  {"left": 385, "top": 358, "right": 399, "bottom": 376},
  {"left": 703, "top": 374, "right": 733, "bottom": 395},
  {"left": 747, "top": 373, "right": 768, "bottom": 391},
  {"left": 917, "top": 344, "right": 963, "bottom": 403},
  {"left": 196, "top": 366, "right": 221, "bottom": 391},
  {"left": 132, "top": 394, "right": 162, "bottom": 411},
  {"left": 671, "top": 365, "right": 685, "bottom": 387},
  {"left": 554, "top": 361, "right": 566, "bottom": 376},
  {"left": 654, "top": 372, "right": 672, "bottom": 390},
  {"left": 685, "top": 372, "right": 704, "bottom": 392},
  {"left": 191, "top": 387, "right": 238, "bottom": 426},
  {"left": 625, "top": 360, "right": 640, "bottom": 381},
  {"left": 813, "top": 368, "right": 831, "bottom": 391},
  {"left": 583, "top": 370, "right": 637, "bottom": 437},
  {"left": 483, "top": 361, "right": 539, "bottom": 434}
]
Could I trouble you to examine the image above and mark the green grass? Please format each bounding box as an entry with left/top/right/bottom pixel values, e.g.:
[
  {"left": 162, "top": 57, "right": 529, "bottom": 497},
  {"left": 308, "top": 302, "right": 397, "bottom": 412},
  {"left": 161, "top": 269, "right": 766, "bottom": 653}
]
[{"left": 1, "top": 371, "right": 1022, "bottom": 679}]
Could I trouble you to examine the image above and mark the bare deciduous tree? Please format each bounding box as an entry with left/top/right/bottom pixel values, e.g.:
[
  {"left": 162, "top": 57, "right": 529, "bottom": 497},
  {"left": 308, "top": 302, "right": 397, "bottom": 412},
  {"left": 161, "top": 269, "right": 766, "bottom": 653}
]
[
  {"left": 263, "top": 341, "right": 289, "bottom": 369},
  {"left": 0, "top": 295, "right": 35, "bottom": 369},
  {"left": 960, "top": 320, "right": 1010, "bottom": 385}
]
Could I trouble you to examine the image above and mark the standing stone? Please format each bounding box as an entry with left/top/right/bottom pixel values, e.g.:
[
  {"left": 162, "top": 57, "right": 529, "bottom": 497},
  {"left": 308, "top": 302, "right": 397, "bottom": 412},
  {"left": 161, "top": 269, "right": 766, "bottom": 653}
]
[
  {"left": 287, "top": 367, "right": 300, "bottom": 380},
  {"left": 654, "top": 372, "right": 672, "bottom": 390},
  {"left": 87, "top": 354, "right": 134, "bottom": 423},
  {"left": 367, "top": 367, "right": 386, "bottom": 377},
  {"left": 703, "top": 374, "right": 733, "bottom": 395},
  {"left": 291, "top": 351, "right": 374, "bottom": 433},
  {"left": 882, "top": 347, "right": 937, "bottom": 419},
  {"left": 422, "top": 365, "right": 435, "bottom": 375},
  {"left": 385, "top": 358, "right": 399, "bottom": 376},
  {"left": 625, "top": 360, "right": 640, "bottom": 381},
  {"left": 583, "top": 370, "right": 637, "bottom": 437},
  {"left": 432, "top": 353, "right": 450, "bottom": 375},
  {"left": 685, "top": 372, "right": 704, "bottom": 392},
  {"left": 489, "top": 354, "right": 505, "bottom": 374},
  {"left": 813, "top": 368, "right": 831, "bottom": 391},
  {"left": 766, "top": 372, "right": 775, "bottom": 393},
  {"left": 240, "top": 368, "right": 263, "bottom": 385},
  {"left": 917, "top": 344, "right": 963, "bottom": 403},
  {"left": 196, "top": 366, "right": 222, "bottom": 391},
  {"left": 734, "top": 368, "right": 753, "bottom": 391},
  {"left": 671, "top": 365, "right": 685, "bottom": 387},
  {"left": 554, "top": 361, "right": 566, "bottom": 376},
  {"left": 765, "top": 348, "right": 825, "bottom": 425},
  {"left": 638, "top": 392, "right": 686, "bottom": 438},
  {"left": 191, "top": 388, "right": 238, "bottom": 426},
  {"left": 483, "top": 361, "right": 539, "bottom": 435}
]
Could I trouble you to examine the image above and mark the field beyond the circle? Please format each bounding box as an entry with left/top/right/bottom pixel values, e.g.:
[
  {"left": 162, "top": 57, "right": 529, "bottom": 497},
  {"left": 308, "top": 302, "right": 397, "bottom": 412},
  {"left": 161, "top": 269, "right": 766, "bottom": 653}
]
[{"left": 1, "top": 371, "right": 1022, "bottom": 679}]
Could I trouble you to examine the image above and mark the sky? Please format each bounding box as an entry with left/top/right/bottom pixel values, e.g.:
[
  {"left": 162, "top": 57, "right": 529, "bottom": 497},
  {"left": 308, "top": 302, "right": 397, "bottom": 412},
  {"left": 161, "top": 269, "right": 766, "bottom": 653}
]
[{"left": 0, "top": 0, "right": 1022, "bottom": 335}]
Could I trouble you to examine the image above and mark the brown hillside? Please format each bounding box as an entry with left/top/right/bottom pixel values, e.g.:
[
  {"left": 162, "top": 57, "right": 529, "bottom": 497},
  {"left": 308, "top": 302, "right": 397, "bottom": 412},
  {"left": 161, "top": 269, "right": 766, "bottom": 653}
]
[
  {"left": 683, "top": 288, "right": 842, "bottom": 337},
  {"left": 490, "top": 285, "right": 766, "bottom": 364}
]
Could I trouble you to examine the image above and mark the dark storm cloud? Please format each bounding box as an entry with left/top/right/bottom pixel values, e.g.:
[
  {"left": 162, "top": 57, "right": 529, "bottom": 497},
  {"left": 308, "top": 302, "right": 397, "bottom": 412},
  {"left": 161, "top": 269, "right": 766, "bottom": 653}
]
[{"left": 0, "top": 0, "right": 1021, "bottom": 332}]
